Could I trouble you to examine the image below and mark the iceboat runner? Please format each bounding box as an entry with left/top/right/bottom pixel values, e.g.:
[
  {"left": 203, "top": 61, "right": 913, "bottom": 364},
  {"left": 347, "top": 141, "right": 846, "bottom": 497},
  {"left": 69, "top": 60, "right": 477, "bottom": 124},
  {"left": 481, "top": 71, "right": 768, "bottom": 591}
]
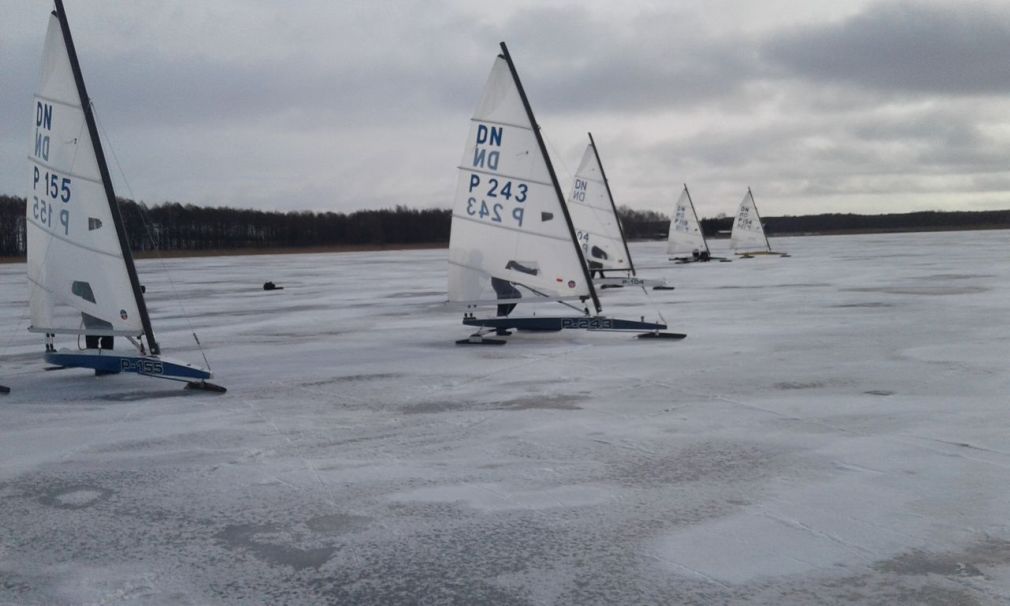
[
  {"left": 667, "top": 184, "right": 730, "bottom": 263},
  {"left": 730, "top": 188, "right": 789, "bottom": 258},
  {"left": 25, "top": 1, "right": 224, "bottom": 391},
  {"left": 566, "top": 133, "right": 671, "bottom": 290},
  {"left": 448, "top": 42, "right": 684, "bottom": 345}
]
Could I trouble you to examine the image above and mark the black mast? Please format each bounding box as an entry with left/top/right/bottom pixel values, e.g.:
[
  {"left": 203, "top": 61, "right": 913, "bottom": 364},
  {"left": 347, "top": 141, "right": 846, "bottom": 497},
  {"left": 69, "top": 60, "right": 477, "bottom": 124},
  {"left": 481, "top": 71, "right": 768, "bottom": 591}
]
[
  {"left": 683, "top": 183, "right": 709, "bottom": 254},
  {"left": 498, "top": 42, "right": 601, "bottom": 314},
  {"left": 587, "top": 132, "right": 635, "bottom": 276},
  {"left": 53, "top": 0, "right": 159, "bottom": 354},
  {"left": 747, "top": 186, "right": 772, "bottom": 252}
]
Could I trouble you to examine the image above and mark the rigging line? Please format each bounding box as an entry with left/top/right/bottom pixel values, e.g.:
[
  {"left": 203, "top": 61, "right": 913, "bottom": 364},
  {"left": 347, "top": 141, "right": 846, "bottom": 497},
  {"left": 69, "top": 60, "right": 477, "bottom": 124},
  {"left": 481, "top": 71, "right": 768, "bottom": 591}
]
[
  {"left": 518, "top": 283, "right": 586, "bottom": 315},
  {"left": 91, "top": 101, "right": 212, "bottom": 370}
]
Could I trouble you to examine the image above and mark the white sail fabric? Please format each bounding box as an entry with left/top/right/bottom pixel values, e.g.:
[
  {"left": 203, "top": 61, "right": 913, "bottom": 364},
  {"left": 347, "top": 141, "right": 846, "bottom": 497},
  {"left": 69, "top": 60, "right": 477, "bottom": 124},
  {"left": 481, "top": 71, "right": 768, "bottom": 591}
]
[
  {"left": 566, "top": 142, "right": 631, "bottom": 272},
  {"left": 730, "top": 189, "right": 770, "bottom": 253},
  {"left": 666, "top": 186, "right": 708, "bottom": 256},
  {"left": 448, "top": 56, "right": 591, "bottom": 306},
  {"left": 27, "top": 14, "right": 142, "bottom": 336}
]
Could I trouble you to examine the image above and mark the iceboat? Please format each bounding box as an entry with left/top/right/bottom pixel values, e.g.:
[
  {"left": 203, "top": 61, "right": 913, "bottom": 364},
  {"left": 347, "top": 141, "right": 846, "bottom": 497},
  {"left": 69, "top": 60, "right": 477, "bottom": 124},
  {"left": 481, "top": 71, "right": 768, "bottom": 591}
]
[
  {"left": 447, "top": 43, "right": 684, "bottom": 345},
  {"left": 730, "top": 188, "right": 789, "bottom": 258},
  {"left": 566, "top": 134, "right": 671, "bottom": 290},
  {"left": 25, "top": 1, "right": 224, "bottom": 391},
  {"left": 667, "top": 184, "right": 730, "bottom": 264}
]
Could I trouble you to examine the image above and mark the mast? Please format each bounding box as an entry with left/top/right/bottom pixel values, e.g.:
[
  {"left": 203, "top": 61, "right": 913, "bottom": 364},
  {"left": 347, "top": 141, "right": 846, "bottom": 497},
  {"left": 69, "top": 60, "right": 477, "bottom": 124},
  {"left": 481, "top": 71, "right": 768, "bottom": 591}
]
[
  {"left": 748, "top": 186, "right": 772, "bottom": 252},
  {"left": 587, "top": 132, "right": 635, "bottom": 276},
  {"left": 498, "top": 42, "right": 601, "bottom": 314},
  {"left": 684, "top": 183, "right": 709, "bottom": 254},
  {"left": 53, "top": 0, "right": 159, "bottom": 354}
]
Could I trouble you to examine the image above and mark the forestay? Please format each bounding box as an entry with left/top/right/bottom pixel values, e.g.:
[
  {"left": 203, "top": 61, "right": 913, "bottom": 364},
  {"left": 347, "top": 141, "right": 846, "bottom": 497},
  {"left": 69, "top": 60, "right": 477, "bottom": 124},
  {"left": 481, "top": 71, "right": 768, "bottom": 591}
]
[
  {"left": 448, "top": 51, "right": 593, "bottom": 308},
  {"left": 729, "top": 188, "right": 771, "bottom": 253},
  {"left": 567, "top": 137, "right": 632, "bottom": 273},
  {"left": 667, "top": 185, "right": 708, "bottom": 257},
  {"left": 27, "top": 14, "right": 142, "bottom": 337}
]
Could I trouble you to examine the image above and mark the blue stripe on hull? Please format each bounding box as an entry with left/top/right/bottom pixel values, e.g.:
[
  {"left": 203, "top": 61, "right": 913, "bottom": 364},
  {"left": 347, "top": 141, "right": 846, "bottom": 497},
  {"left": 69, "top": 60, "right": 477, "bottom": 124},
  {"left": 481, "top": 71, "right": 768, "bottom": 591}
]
[{"left": 45, "top": 351, "right": 211, "bottom": 381}]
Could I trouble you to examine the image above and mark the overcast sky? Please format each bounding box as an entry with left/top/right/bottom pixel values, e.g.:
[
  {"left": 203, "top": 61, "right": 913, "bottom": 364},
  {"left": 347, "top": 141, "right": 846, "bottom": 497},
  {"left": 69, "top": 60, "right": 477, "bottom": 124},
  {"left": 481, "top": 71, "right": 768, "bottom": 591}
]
[{"left": 4, "top": 0, "right": 1010, "bottom": 218}]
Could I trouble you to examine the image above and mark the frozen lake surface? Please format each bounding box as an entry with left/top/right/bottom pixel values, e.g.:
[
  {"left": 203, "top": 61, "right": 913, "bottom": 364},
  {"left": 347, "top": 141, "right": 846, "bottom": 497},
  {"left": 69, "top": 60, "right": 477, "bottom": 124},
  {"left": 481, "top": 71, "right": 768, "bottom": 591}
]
[{"left": 1, "top": 230, "right": 1009, "bottom": 605}]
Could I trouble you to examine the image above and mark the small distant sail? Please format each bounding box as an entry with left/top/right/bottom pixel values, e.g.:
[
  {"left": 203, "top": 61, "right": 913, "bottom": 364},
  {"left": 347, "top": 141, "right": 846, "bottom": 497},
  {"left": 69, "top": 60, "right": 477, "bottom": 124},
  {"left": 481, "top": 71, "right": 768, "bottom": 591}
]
[
  {"left": 729, "top": 188, "right": 771, "bottom": 253},
  {"left": 27, "top": 13, "right": 145, "bottom": 339},
  {"left": 666, "top": 185, "right": 709, "bottom": 257},
  {"left": 448, "top": 46, "right": 597, "bottom": 310},
  {"left": 567, "top": 135, "right": 634, "bottom": 275}
]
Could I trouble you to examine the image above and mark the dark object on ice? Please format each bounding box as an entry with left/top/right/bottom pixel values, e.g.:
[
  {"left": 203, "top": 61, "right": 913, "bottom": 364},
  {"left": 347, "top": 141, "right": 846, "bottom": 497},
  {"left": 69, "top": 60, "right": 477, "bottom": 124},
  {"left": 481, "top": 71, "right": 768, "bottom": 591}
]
[
  {"left": 186, "top": 381, "right": 228, "bottom": 393},
  {"left": 263, "top": 281, "right": 283, "bottom": 291},
  {"left": 455, "top": 335, "right": 508, "bottom": 346},
  {"left": 0, "top": 385, "right": 10, "bottom": 395},
  {"left": 141, "top": 284, "right": 146, "bottom": 293},
  {"left": 637, "top": 331, "right": 687, "bottom": 340}
]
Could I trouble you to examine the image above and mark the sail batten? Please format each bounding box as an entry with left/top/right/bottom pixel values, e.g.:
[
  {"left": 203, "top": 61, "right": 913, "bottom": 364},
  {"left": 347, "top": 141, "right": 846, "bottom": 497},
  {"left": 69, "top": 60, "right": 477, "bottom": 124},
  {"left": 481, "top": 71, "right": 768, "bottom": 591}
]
[
  {"left": 454, "top": 165, "right": 554, "bottom": 188},
  {"left": 32, "top": 93, "right": 82, "bottom": 112},
  {"left": 25, "top": 219, "right": 128, "bottom": 259},
  {"left": 28, "top": 156, "right": 104, "bottom": 186},
  {"left": 468, "top": 117, "right": 535, "bottom": 131},
  {"left": 448, "top": 44, "right": 599, "bottom": 312}
]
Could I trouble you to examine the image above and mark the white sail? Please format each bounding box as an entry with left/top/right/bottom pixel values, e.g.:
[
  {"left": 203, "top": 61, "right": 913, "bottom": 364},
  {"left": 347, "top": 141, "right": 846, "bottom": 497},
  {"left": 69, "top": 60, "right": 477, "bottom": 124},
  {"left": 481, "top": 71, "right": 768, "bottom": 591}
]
[
  {"left": 666, "top": 185, "right": 708, "bottom": 257},
  {"left": 566, "top": 140, "right": 632, "bottom": 273},
  {"left": 729, "top": 188, "right": 771, "bottom": 253},
  {"left": 27, "top": 14, "right": 142, "bottom": 336},
  {"left": 448, "top": 53, "right": 592, "bottom": 307}
]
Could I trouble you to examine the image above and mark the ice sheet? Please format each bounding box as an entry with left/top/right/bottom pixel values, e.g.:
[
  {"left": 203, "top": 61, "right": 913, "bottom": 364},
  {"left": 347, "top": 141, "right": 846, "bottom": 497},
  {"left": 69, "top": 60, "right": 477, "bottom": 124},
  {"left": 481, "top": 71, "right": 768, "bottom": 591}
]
[{"left": 1, "top": 230, "right": 1009, "bottom": 604}]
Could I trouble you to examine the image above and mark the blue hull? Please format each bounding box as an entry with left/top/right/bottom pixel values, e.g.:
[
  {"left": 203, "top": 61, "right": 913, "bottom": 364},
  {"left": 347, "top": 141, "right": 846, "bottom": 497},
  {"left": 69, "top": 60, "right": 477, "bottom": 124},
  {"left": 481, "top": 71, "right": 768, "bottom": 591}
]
[
  {"left": 45, "top": 350, "right": 212, "bottom": 381},
  {"left": 464, "top": 315, "right": 667, "bottom": 332}
]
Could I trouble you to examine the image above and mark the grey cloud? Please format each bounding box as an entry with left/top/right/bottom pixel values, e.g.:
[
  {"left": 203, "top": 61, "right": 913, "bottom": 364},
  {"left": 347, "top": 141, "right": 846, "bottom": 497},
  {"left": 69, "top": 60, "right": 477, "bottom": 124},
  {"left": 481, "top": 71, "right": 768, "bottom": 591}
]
[
  {"left": 764, "top": 1, "right": 1010, "bottom": 95},
  {"left": 488, "top": 7, "right": 762, "bottom": 113}
]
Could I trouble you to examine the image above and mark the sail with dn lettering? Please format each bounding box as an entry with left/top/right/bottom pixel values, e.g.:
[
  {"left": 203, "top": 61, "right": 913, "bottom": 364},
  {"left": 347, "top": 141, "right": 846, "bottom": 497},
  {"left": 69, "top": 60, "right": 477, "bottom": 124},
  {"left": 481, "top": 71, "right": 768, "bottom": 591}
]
[
  {"left": 447, "top": 45, "right": 597, "bottom": 310},
  {"left": 730, "top": 188, "right": 788, "bottom": 258},
  {"left": 21, "top": 1, "right": 224, "bottom": 392},
  {"left": 565, "top": 134, "right": 671, "bottom": 288},
  {"left": 567, "top": 135, "right": 633, "bottom": 275},
  {"left": 448, "top": 43, "right": 683, "bottom": 344},
  {"left": 666, "top": 184, "right": 729, "bottom": 263}
]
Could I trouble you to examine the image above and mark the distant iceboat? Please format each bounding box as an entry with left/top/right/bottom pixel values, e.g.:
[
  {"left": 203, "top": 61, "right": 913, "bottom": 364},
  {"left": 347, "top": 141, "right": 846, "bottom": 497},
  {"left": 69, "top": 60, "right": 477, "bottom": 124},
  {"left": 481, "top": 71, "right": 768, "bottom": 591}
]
[
  {"left": 25, "top": 1, "right": 224, "bottom": 391},
  {"left": 667, "top": 184, "right": 729, "bottom": 263},
  {"left": 730, "top": 188, "right": 789, "bottom": 258},
  {"left": 567, "top": 133, "right": 671, "bottom": 289},
  {"left": 448, "top": 43, "right": 684, "bottom": 344}
]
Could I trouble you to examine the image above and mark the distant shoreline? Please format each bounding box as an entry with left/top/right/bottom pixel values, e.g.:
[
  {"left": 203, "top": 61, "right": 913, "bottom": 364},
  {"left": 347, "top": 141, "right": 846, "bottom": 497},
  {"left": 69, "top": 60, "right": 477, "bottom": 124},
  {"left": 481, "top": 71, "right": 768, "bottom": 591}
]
[
  {"left": 703, "top": 223, "right": 1010, "bottom": 239},
  {"left": 2, "top": 224, "right": 1006, "bottom": 265},
  {"left": 0, "top": 242, "right": 447, "bottom": 264}
]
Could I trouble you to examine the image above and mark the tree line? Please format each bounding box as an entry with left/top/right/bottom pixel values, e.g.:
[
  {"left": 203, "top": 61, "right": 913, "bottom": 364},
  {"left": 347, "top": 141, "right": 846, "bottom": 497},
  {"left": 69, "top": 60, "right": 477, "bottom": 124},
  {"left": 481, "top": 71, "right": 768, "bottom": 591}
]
[
  {"left": 615, "top": 206, "right": 1010, "bottom": 240},
  {"left": 3, "top": 194, "right": 1010, "bottom": 257},
  {"left": 1, "top": 195, "right": 450, "bottom": 256}
]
